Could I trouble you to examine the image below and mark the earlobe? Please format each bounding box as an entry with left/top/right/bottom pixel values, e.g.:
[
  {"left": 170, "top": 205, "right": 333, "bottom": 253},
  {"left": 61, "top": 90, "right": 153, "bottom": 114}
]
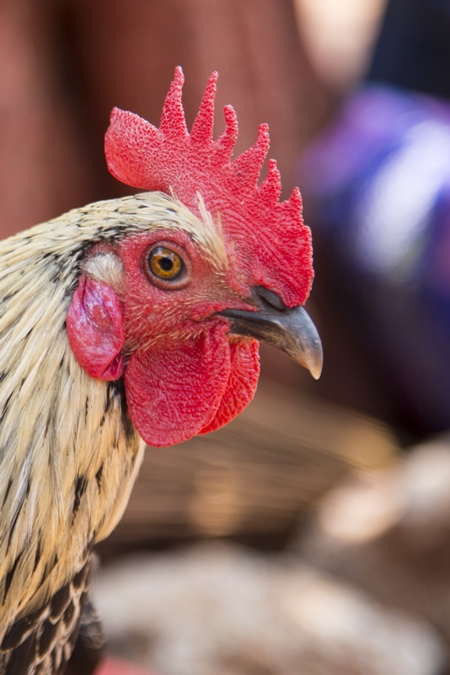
[{"left": 67, "top": 275, "right": 125, "bottom": 381}]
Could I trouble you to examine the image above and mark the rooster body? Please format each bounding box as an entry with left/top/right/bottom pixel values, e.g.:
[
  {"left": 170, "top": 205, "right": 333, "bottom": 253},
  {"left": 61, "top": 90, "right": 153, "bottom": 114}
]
[{"left": 0, "top": 70, "right": 321, "bottom": 673}]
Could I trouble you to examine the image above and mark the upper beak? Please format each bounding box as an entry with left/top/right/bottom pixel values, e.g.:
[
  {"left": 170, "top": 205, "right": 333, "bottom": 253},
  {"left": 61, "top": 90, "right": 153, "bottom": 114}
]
[{"left": 219, "top": 288, "right": 323, "bottom": 380}]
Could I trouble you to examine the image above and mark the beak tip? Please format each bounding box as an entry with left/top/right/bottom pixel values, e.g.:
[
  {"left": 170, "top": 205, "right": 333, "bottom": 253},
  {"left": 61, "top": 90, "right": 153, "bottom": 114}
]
[
  {"left": 304, "top": 342, "right": 323, "bottom": 380},
  {"left": 311, "top": 363, "right": 323, "bottom": 380},
  {"left": 220, "top": 302, "right": 323, "bottom": 379}
]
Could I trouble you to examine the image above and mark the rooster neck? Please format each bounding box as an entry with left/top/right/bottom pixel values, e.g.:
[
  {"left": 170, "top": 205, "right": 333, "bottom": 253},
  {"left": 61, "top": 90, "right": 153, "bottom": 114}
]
[{"left": 0, "top": 207, "right": 146, "bottom": 634}]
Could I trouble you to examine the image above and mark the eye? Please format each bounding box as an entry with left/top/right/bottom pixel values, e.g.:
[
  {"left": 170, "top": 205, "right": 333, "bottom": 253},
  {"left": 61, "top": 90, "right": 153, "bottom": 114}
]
[
  {"left": 148, "top": 246, "right": 184, "bottom": 280},
  {"left": 143, "top": 240, "right": 192, "bottom": 290}
]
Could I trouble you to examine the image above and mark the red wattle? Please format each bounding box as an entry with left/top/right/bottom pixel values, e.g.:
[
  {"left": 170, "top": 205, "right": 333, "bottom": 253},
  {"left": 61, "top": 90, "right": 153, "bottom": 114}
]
[
  {"left": 199, "top": 339, "right": 260, "bottom": 434},
  {"left": 124, "top": 325, "right": 232, "bottom": 447}
]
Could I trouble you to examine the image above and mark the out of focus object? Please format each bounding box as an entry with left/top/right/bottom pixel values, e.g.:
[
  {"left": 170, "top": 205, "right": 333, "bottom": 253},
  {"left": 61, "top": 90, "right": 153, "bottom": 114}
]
[
  {"left": 298, "top": 435, "right": 450, "bottom": 650},
  {"left": 96, "top": 657, "right": 158, "bottom": 675},
  {"left": 295, "top": 0, "right": 386, "bottom": 89},
  {"left": 368, "top": 0, "right": 450, "bottom": 100},
  {"left": 300, "top": 0, "right": 450, "bottom": 435},
  {"left": 93, "top": 542, "right": 447, "bottom": 675}
]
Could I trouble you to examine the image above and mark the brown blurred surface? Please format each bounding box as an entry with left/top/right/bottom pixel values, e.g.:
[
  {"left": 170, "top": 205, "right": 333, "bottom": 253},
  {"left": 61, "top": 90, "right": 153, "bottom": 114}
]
[
  {"left": 0, "top": 0, "right": 94, "bottom": 237},
  {"left": 99, "top": 378, "right": 397, "bottom": 557}
]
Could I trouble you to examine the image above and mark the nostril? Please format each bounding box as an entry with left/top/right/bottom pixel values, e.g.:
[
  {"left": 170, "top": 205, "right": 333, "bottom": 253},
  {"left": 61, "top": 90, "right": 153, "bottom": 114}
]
[{"left": 255, "top": 286, "right": 287, "bottom": 312}]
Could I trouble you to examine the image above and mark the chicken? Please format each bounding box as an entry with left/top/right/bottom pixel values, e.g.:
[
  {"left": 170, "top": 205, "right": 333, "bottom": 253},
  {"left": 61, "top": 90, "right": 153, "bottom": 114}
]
[{"left": 0, "top": 67, "right": 321, "bottom": 674}]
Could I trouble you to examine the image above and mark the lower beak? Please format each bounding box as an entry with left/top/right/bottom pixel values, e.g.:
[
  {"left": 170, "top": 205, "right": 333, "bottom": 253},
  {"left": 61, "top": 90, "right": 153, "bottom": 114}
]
[{"left": 219, "top": 303, "right": 323, "bottom": 380}]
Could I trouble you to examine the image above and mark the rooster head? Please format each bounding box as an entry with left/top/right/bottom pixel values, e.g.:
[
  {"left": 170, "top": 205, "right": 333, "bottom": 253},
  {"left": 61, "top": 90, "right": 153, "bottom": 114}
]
[{"left": 67, "top": 67, "right": 322, "bottom": 447}]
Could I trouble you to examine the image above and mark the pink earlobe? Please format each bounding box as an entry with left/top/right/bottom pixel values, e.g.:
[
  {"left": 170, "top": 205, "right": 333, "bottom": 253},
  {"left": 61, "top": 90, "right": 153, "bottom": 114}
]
[{"left": 67, "top": 276, "right": 125, "bottom": 381}]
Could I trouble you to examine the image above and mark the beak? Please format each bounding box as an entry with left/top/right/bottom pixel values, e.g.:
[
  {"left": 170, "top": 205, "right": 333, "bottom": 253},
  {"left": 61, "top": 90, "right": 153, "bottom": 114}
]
[{"left": 219, "top": 288, "right": 323, "bottom": 380}]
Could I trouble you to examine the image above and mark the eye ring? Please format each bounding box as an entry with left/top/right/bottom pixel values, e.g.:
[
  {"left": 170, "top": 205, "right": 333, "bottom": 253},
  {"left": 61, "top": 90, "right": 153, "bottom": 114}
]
[{"left": 144, "top": 243, "right": 190, "bottom": 289}]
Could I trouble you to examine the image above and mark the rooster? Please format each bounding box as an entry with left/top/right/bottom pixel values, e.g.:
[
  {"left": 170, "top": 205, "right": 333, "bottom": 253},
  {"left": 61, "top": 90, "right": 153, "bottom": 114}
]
[{"left": 0, "top": 67, "right": 321, "bottom": 674}]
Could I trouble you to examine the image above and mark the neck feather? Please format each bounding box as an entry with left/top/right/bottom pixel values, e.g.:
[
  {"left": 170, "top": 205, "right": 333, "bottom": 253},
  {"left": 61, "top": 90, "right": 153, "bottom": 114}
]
[{"left": 0, "top": 206, "right": 144, "bottom": 630}]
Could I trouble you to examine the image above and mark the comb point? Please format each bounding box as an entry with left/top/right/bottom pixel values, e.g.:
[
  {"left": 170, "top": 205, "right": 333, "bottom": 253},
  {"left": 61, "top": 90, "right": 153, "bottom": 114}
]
[
  {"left": 191, "top": 71, "right": 218, "bottom": 147},
  {"left": 210, "top": 105, "right": 238, "bottom": 165},
  {"left": 257, "top": 158, "right": 282, "bottom": 206},
  {"left": 160, "top": 66, "right": 188, "bottom": 139},
  {"left": 231, "top": 123, "right": 270, "bottom": 189},
  {"left": 288, "top": 186, "right": 303, "bottom": 209}
]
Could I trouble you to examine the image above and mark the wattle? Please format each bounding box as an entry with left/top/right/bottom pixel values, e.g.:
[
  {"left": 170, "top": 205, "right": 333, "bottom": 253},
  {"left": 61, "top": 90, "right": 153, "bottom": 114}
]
[{"left": 124, "top": 324, "right": 260, "bottom": 447}]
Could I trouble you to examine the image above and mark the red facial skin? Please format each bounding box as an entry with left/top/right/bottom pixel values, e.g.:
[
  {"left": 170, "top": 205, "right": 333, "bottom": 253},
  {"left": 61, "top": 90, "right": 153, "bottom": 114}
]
[{"left": 67, "top": 228, "right": 260, "bottom": 447}]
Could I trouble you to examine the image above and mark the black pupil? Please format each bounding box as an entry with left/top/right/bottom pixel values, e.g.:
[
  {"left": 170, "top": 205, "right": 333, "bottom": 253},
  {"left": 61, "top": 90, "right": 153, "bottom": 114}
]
[{"left": 160, "top": 256, "right": 174, "bottom": 271}]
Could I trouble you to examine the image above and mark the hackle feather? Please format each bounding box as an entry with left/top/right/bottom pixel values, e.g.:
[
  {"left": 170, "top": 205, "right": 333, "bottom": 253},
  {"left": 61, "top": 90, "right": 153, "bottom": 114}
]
[{"left": 0, "top": 191, "right": 224, "bottom": 671}]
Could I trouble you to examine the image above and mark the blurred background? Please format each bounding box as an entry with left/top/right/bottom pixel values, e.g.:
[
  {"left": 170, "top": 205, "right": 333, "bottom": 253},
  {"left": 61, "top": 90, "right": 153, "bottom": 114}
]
[{"left": 5, "top": 0, "right": 450, "bottom": 673}]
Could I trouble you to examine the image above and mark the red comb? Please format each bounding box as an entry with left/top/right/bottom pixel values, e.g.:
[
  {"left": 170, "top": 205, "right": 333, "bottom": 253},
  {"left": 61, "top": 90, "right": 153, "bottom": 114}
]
[{"left": 105, "top": 67, "right": 313, "bottom": 306}]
